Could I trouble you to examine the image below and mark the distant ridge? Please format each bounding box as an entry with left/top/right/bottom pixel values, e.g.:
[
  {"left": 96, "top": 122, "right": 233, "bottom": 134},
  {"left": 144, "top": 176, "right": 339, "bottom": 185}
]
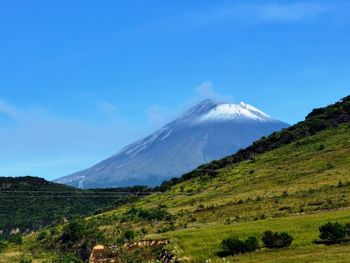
[{"left": 55, "top": 99, "right": 289, "bottom": 188}]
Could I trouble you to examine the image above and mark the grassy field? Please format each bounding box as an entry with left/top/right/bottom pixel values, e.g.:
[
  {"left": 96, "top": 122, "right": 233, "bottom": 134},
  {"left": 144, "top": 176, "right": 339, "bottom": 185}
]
[{"left": 150, "top": 208, "right": 350, "bottom": 262}]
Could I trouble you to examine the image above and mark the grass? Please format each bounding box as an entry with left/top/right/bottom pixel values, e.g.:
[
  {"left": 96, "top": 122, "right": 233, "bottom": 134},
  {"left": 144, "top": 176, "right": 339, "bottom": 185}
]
[{"left": 150, "top": 208, "right": 350, "bottom": 262}]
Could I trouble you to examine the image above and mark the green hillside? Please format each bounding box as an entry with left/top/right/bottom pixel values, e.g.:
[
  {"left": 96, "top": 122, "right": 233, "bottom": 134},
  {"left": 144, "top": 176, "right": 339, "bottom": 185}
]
[
  {"left": 0, "top": 176, "right": 151, "bottom": 233},
  {"left": 2, "top": 96, "right": 350, "bottom": 262},
  {"left": 86, "top": 122, "right": 350, "bottom": 262}
]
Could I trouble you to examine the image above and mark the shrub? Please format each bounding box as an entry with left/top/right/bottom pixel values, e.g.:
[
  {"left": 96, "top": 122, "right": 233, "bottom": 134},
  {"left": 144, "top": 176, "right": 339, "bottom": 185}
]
[
  {"left": 319, "top": 222, "right": 347, "bottom": 244},
  {"left": 262, "top": 231, "right": 293, "bottom": 249},
  {"left": 124, "top": 230, "right": 136, "bottom": 241},
  {"left": 36, "top": 230, "right": 49, "bottom": 241},
  {"left": 52, "top": 254, "right": 83, "bottom": 263},
  {"left": 19, "top": 256, "right": 32, "bottom": 263},
  {"left": 244, "top": 236, "right": 259, "bottom": 252},
  {"left": 121, "top": 207, "right": 174, "bottom": 222},
  {"left": 221, "top": 236, "right": 259, "bottom": 256}
]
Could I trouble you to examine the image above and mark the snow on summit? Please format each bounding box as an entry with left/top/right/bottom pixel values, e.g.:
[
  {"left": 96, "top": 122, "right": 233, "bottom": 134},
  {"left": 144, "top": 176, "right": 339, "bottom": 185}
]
[{"left": 198, "top": 101, "right": 272, "bottom": 122}]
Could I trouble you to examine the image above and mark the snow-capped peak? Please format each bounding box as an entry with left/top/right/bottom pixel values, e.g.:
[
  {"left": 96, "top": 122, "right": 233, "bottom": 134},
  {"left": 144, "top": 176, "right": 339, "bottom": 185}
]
[
  {"left": 117, "top": 100, "right": 272, "bottom": 157},
  {"left": 196, "top": 101, "right": 272, "bottom": 123}
]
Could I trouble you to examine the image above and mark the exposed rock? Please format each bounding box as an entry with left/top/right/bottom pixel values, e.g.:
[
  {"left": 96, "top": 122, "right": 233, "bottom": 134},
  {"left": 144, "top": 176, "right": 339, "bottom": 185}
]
[
  {"left": 89, "top": 240, "right": 173, "bottom": 263},
  {"left": 10, "top": 228, "right": 20, "bottom": 235},
  {"left": 89, "top": 245, "right": 106, "bottom": 263}
]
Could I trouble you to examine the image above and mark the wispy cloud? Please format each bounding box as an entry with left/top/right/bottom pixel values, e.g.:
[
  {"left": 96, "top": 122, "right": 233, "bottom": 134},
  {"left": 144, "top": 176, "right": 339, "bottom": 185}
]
[
  {"left": 0, "top": 99, "right": 24, "bottom": 120},
  {"left": 146, "top": 104, "right": 169, "bottom": 128},
  {"left": 187, "top": 2, "right": 333, "bottom": 25},
  {"left": 97, "top": 100, "right": 117, "bottom": 115},
  {"left": 0, "top": 99, "right": 145, "bottom": 179},
  {"left": 195, "top": 81, "right": 233, "bottom": 103},
  {"left": 145, "top": 81, "right": 233, "bottom": 128}
]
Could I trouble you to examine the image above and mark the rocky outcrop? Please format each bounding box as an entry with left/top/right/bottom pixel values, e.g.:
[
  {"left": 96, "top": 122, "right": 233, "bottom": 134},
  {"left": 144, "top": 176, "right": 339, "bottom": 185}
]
[
  {"left": 89, "top": 240, "right": 175, "bottom": 263},
  {"left": 89, "top": 245, "right": 106, "bottom": 263},
  {"left": 123, "top": 239, "right": 169, "bottom": 250}
]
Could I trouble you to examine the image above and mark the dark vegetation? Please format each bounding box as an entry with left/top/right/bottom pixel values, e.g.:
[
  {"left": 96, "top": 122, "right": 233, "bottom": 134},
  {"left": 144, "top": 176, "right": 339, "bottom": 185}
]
[
  {"left": 32, "top": 216, "right": 166, "bottom": 262},
  {"left": 31, "top": 218, "right": 104, "bottom": 261},
  {"left": 0, "top": 176, "right": 152, "bottom": 233},
  {"left": 219, "top": 236, "right": 259, "bottom": 256},
  {"left": 318, "top": 222, "right": 350, "bottom": 244},
  {"left": 158, "top": 96, "right": 350, "bottom": 191},
  {"left": 220, "top": 230, "right": 293, "bottom": 256},
  {"left": 58, "top": 218, "right": 103, "bottom": 261},
  {"left": 262, "top": 231, "right": 293, "bottom": 249},
  {"left": 52, "top": 254, "right": 82, "bottom": 263},
  {"left": 120, "top": 206, "right": 174, "bottom": 222}
]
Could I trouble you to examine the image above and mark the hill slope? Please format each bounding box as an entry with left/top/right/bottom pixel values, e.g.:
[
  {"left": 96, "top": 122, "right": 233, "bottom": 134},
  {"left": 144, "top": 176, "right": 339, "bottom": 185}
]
[
  {"left": 84, "top": 97, "right": 350, "bottom": 262},
  {"left": 0, "top": 177, "right": 151, "bottom": 233},
  {"left": 55, "top": 100, "right": 288, "bottom": 188}
]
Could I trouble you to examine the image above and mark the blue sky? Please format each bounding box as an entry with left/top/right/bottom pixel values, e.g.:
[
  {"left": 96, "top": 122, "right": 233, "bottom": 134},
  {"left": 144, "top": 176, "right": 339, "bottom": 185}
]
[{"left": 0, "top": 0, "right": 349, "bottom": 180}]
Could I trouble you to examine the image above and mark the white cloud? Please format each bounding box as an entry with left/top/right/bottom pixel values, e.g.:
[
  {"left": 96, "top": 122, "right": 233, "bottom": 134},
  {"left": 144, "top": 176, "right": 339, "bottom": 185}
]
[
  {"left": 187, "top": 2, "right": 333, "bottom": 25},
  {"left": 195, "top": 81, "right": 233, "bottom": 102},
  {"left": 0, "top": 99, "right": 24, "bottom": 120},
  {"left": 97, "top": 100, "right": 117, "bottom": 115},
  {"left": 145, "top": 81, "right": 233, "bottom": 129},
  {"left": 246, "top": 2, "right": 332, "bottom": 22}
]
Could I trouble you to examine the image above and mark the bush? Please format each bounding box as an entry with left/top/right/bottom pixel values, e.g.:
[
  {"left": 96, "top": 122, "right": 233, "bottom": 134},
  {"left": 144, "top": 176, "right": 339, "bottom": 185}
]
[
  {"left": 52, "top": 254, "right": 83, "bottom": 263},
  {"left": 36, "top": 230, "right": 49, "bottom": 241},
  {"left": 319, "top": 222, "right": 347, "bottom": 244},
  {"left": 244, "top": 236, "right": 259, "bottom": 252},
  {"left": 19, "top": 256, "right": 32, "bottom": 263},
  {"left": 262, "top": 231, "right": 293, "bottom": 249},
  {"left": 221, "top": 236, "right": 259, "bottom": 256},
  {"left": 124, "top": 230, "right": 136, "bottom": 241},
  {"left": 121, "top": 207, "right": 174, "bottom": 222}
]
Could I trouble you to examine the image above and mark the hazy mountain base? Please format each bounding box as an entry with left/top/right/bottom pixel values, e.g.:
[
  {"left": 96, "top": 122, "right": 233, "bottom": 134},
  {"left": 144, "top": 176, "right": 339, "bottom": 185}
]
[{"left": 3, "top": 122, "right": 350, "bottom": 262}]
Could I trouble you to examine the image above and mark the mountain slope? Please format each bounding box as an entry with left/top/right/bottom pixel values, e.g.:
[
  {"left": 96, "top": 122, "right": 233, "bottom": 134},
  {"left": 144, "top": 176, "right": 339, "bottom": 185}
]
[{"left": 56, "top": 100, "right": 288, "bottom": 188}]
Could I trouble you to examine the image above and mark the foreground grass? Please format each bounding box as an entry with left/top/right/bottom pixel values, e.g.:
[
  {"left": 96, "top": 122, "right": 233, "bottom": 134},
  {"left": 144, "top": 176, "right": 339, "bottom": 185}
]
[{"left": 150, "top": 208, "right": 350, "bottom": 262}]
